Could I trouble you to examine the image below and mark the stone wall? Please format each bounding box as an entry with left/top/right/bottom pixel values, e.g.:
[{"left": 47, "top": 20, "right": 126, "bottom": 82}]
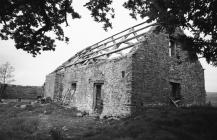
[
  {"left": 131, "top": 32, "right": 170, "bottom": 110},
  {"left": 131, "top": 31, "right": 206, "bottom": 110},
  {"left": 44, "top": 73, "right": 56, "bottom": 99},
  {"left": 54, "top": 72, "right": 64, "bottom": 100},
  {"left": 61, "top": 56, "right": 133, "bottom": 117}
]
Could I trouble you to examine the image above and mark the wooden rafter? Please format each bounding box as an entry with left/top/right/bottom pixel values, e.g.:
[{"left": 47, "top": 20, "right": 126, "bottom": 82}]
[
  {"left": 71, "top": 41, "right": 141, "bottom": 66},
  {"left": 77, "top": 22, "right": 157, "bottom": 57},
  {"left": 78, "top": 29, "right": 150, "bottom": 59},
  {"left": 55, "top": 22, "right": 159, "bottom": 71}
]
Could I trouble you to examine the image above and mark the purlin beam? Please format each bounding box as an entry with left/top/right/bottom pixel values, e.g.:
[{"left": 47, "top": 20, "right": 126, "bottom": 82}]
[
  {"left": 78, "top": 22, "right": 158, "bottom": 59},
  {"left": 66, "top": 41, "right": 141, "bottom": 68},
  {"left": 76, "top": 29, "right": 151, "bottom": 60},
  {"left": 75, "top": 21, "right": 150, "bottom": 56},
  {"left": 56, "top": 22, "right": 159, "bottom": 71},
  {"left": 74, "top": 22, "right": 156, "bottom": 59}
]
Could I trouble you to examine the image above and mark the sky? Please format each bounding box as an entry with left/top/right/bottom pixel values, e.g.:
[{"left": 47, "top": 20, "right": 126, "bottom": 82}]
[{"left": 0, "top": 0, "right": 217, "bottom": 92}]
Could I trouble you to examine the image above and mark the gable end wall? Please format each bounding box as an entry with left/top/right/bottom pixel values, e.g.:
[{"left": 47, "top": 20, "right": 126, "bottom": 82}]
[{"left": 131, "top": 32, "right": 206, "bottom": 109}]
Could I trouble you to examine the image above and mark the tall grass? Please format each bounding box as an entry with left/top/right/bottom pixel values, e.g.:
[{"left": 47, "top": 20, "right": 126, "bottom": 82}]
[
  {"left": 81, "top": 106, "right": 217, "bottom": 140},
  {"left": 0, "top": 117, "right": 39, "bottom": 140}
]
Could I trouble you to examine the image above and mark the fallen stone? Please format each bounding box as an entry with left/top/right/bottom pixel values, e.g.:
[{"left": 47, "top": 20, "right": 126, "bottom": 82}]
[
  {"left": 20, "top": 104, "right": 27, "bottom": 109},
  {"left": 0, "top": 102, "right": 7, "bottom": 104},
  {"left": 76, "top": 112, "right": 83, "bottom": 117},
  {"left": 0, "top": 99, "right": 7, "bottom": 104},
  {"left": 31, "top": 100, "right": 38, "bottom": 105},
  {"left": 62, "top": 126, "right": 68, "bottom": 131}
]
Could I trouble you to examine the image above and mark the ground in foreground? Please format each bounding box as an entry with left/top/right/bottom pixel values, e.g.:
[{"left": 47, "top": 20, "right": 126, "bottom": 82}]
[{"left": 0, "top": 101, "right": 217, "bottom": 140}]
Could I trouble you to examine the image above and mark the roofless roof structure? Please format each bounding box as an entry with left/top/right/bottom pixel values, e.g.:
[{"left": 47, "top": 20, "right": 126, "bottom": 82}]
[
  {"left": 54, "top": 22, "right": 158, "bottom": 72},
  {"left": 45, "top": 21, "right": 206, "bottom": 117}
]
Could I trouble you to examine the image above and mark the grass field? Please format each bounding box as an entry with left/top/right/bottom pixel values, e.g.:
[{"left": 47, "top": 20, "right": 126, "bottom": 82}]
[
  {"left": 0, "top": 101, "right": 104, "bottom": 140},
  {"left": 2, "top": 84, "right": 42, "bottom": 99},
  {"left": 1, "top": 101, "right": 217, "bottom": 140}
]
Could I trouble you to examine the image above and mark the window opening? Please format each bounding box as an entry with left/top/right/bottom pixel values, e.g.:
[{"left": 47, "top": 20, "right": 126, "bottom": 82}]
[
  {"left": 169, "top": 40, "right": 176, "bottom": 57},
  {"left": 121, "top": 71, "right": 125, "bottom": 78},
  {"left": 71, "top": 83, "right": 77, "bottom": 95},
  {"left": 71, "top": 83, "right": 76, "bottom": 91},
  {"left": 170, "top": 82, "right": 181, "bottom": 100}
]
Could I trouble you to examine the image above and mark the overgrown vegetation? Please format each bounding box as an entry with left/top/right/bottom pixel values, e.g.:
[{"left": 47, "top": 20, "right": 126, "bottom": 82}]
[
  {"left": 1, "top": 102, "right": 217, "bottom": 140},
  {"left": 0, "top": 102, "right": 101, "bottom": 140},
  {"left": 2, "top": 84, "right": 43, "bottom": 99},
  {"left": 82, "top": 106, "right": 217, "bottom": 140}
]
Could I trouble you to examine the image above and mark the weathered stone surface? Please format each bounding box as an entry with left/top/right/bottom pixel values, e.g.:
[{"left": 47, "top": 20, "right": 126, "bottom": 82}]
[
  {"left": 44, "top": 30, "right": 206, "bottom": 117},
  {"left": 44, "top": 73, "right": 57, "bottom": 99},
  {"left": 131, "top": 32, "right": 205, "bottom": 113},
  {"left": 59, "top": 56, "right": 133, "bottom": 117}
]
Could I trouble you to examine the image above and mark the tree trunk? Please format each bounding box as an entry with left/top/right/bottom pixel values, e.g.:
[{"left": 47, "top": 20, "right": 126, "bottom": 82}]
[{"left": 0, "top": 84, "right": 7, "bottom": 99}]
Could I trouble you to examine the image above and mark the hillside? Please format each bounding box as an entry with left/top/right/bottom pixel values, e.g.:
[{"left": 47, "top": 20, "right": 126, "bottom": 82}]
[
  {"left": 1, "top": 84, "right": 43, "bottom": 99},
  {"left": 206, "top": 92, "right": 217, "bottom": 106}
]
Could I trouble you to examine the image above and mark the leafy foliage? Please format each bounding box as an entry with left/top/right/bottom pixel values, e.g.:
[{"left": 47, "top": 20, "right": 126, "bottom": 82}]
[
  {"left": 122, "top": 0, "right": 217, "bottom": 66},
  {"left": 84, "top": 0, "right": 115, "bottom": 30},
  {"left": 0, "top": 0, "right": 80, "bottom": 56}
]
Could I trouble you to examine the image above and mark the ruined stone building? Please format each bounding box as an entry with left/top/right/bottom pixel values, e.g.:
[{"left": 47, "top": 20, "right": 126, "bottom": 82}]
[{"left": 44, "top": 22, "right": 206, "bottom": 117}]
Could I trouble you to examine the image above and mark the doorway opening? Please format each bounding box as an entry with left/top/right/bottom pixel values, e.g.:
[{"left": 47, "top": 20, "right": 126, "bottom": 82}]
[{"left": 93, "top": 83, "right": 103, "bottom": 114}]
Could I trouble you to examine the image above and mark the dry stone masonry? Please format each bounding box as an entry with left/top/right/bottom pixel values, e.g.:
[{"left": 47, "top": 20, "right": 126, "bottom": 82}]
[{"left": 44, "top": 22, "right": 206, "bottom": 117}]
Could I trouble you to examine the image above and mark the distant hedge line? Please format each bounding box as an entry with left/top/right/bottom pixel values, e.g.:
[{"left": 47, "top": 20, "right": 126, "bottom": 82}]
[{"left": 1, "top": 84, "right": 43, "bottom": 99}]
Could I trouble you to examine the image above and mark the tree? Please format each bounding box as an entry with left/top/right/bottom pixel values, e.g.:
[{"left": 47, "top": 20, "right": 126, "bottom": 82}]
[
  {"left": 0, "top": 62, "right": 15, "bottom": 99},
  {"left": 0, "top": 0, "right": 80, "bottom": 56},
  {"left": 0, "top": 0, "right": 217, "bottom": 66}
]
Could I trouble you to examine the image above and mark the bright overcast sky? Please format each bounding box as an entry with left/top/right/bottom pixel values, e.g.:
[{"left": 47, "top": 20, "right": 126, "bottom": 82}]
[{"left": 0, "top": 0, "right": 216, "bottom": 92}]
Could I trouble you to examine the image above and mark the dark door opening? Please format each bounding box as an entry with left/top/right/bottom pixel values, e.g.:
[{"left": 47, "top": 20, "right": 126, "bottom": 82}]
[
  {"left": 71, "top": 83, "right": 76, "bottom": 94},
  {"left": 170, "top": 82, "right": 181, "bottom": 100},
  {"left": 94, "top": 83, "right": 103, "bottom": 114}
]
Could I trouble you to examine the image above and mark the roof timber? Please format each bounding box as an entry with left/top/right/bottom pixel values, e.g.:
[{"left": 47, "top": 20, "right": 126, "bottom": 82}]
[
  {"left": 76, "top": 22, "right": 158, "bottom": 57},
  {"left": 77, "top": 29, "right": 148, "bottom": 59},
  {"left": 69, "top": 42, "right": 141, "bottom": 67},
  {"left": 55, "top": 22, "right": 159, "bottom": 72},
  {"left": 75, "top": 21, "right": 152, "bottom": 55}
]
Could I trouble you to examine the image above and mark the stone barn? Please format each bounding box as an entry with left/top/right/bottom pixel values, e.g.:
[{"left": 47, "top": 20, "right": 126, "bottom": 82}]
[{"left": 44, "top": 22, "right": 206, "bottom": 117}]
